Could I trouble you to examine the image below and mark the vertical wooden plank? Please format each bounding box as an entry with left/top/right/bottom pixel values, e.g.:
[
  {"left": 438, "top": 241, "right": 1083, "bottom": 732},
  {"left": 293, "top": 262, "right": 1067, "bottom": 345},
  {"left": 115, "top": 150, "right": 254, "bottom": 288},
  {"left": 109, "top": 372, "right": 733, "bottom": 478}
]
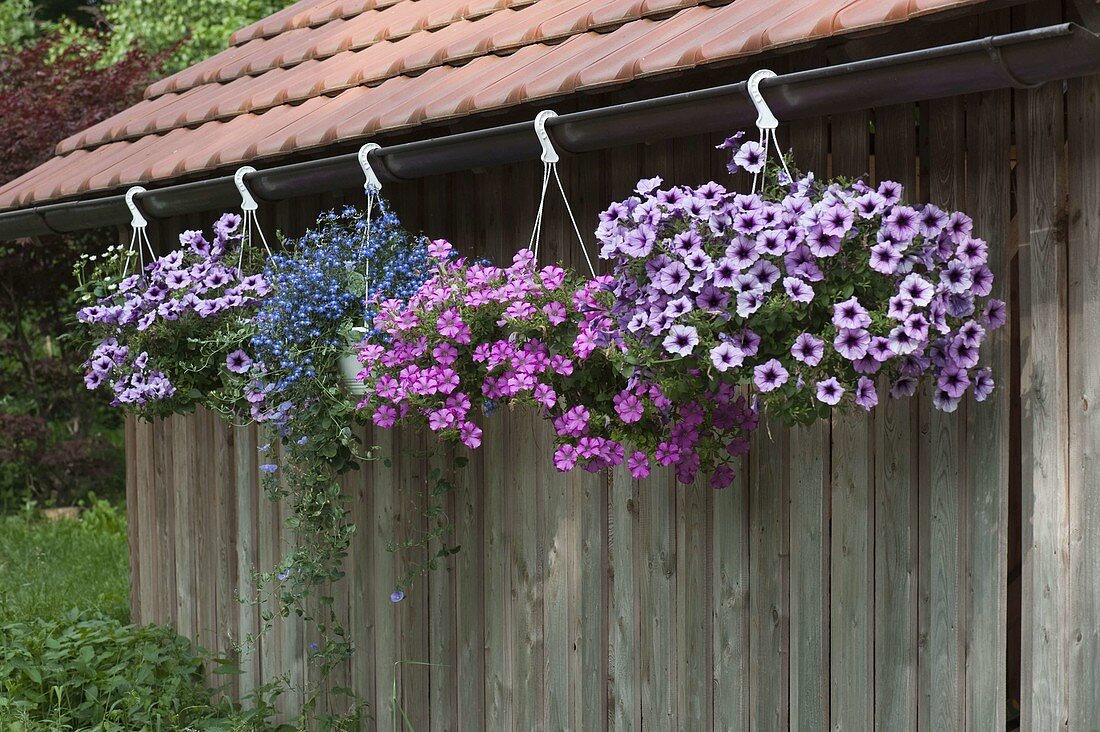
[
  {"left": 608, "top": 466, "right": 641, "bottom": 731},
  {"left": 567, "top": 146, "right": 608, "bottom": 732},
  {"left": 212, "top": 415, "right": 238, "bottom": 698},
  {"left": 197, "top": 412, "right": 220, "bottom": 657},
  {"left": 749, "top": 423, "right": 789, "bottom": 731},
  {"left": 543, "top": 415, "right": 573, "bottom": 731},
  {"left": 126, "top": 416, "right": 141, "bottom": 623},
  {"left": 171, "top": 414, "right": 198, "bottom": 641},
  {"left": 395, "top": 428, "right": 430, "bottom": 731},
  {"left": 482, "top": 410, "right": 512, "bottom": 731},
  {"left": 509, "top": 410, "right": 544, "bottom": 732},
  {"left": 1066, "top": 73, "right": 1099, "bottom": 730},
  {"left": 712, "top": 453, "right": 749, "bottom": 731},
  {"left": 154, "top": 418, "right": 177, "bottom": 626},
  {"left": 371, "top": 426, "right": 399, "bottom": 732},
  {"left": 1016, "top": 63, "right": 1070, "bottom": 728},
  {"left": 872, "top": 103, "right": 919, "bottom": 731},
  {"left": 255, "top": 430, "right": 278, "bottom": 708},
  {"left": 346, "top": 425, "right": 375, "bottom": 719},
  {"left": 453, "top": 437, "right": 486, "bottom": 729},
  {"left": 788, "top": 421, "right": 829, "bottom": 731},
  {"left": 637, "top": 464, "right": 676, "bottom": 728},
  {"left": 450, "top": 170, "right": 487, "bottom": 731},
  {"left": 786, "top": 114, "right": 830, "bottom": 732},
  {"left": 828, "top": 110, "right": 874, "bottom": 730},
  {"left": 922, "top": 97, "right": 966, "bottom": 732},
  {"left": 964, "top": 82, "right": 1011, "bottom": 731},
  {"left": 235, "top": 424, "right": 261, "bottom": 696}
]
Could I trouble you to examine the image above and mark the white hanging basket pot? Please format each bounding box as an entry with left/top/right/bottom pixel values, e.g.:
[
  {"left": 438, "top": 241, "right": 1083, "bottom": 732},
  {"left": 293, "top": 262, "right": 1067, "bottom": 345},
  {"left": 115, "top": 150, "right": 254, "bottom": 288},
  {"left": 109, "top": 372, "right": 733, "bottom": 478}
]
[{"left": 339, "top": 326, "right": 369, "bottom": 395}]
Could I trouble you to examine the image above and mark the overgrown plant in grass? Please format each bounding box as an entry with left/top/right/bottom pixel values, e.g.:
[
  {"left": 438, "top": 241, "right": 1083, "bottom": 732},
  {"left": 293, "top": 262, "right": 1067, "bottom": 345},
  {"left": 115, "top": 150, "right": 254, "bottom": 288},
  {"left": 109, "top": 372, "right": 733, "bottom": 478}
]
[{"left": 0, "top": 611, "right": 271, "bottom": 730}]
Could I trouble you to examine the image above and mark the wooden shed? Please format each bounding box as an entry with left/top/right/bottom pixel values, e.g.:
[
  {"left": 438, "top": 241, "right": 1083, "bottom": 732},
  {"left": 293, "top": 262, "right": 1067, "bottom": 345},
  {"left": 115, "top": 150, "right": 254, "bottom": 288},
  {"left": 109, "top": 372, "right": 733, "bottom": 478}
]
[{"left": 2, "top": 0, "right": 1100, "bottom": 728}]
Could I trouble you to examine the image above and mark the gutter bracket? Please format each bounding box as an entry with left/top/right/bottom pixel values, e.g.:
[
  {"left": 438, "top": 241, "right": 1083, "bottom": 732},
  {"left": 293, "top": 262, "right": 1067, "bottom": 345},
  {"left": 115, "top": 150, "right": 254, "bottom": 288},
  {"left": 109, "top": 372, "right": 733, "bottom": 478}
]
[
  {"left": 125, "top": 186, "right": 148, "bottom": 229},
  {"left": 534, "top": 110, "right": 560, "bottom": 163},
  {"left": 358, "top": 143, "right": 383, "bottom": 193},
  {"left": 234, "top": 166, "right": 260, "bottom": 212},
  {"left": 983, "top": 38, "right": 1042, "bottom": 89}
]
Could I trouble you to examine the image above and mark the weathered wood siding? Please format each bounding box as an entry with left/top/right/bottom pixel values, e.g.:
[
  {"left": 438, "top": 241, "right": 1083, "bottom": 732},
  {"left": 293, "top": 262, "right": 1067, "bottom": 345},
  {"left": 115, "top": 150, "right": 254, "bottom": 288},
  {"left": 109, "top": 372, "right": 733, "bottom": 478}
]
[{"left": 125, "top": 78, "right": 1100, "bottom": 728}]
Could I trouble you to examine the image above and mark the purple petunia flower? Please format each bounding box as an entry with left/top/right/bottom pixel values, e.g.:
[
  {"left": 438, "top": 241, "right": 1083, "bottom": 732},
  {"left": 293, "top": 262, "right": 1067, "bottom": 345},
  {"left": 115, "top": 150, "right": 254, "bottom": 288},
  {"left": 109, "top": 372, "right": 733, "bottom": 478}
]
[
  {"left": 627, "top": 451, "right": 651, "bottom": 479},
  {"left": 834, "top": 328, "right": 870, "bottom": 361},
  {"left": 654, "top": 261, "right": 690, "bottom": 294},
  {"left": 937, "top": 364, "right": 970, "bottom": 399},
  {"left": 854, "top": 376, "right": 878, "bottom": 411},
  {"left": 663, "top": 324, "right": 699, "bottom": 357},
  {"left": 391, "top": 590, "right": 406, "bottom": 603},
  {"left": 734, "top": 140, "right": 766, "bottom": 173},
  {"left": 898, "top": 273, "right": 935, "bottom": 307},
  {"left": 709, "top": 342, "right": 744, "bottom": 373},
  {"left": 783, "top": 276, "right": 814, "bottom": 303},
  {"left": 815, "top": 377, "right": 845, "bottom": 405},
  {"left": 833, "top": 297, "right": 870, "bottom": 330},
  {"left": 753, "top": 359, "right": 789, "bottom": 393},
  {"left": 791, "top": 332, "right": 824, "bottom": 366},
  {"left": 883, "top": 205, "right": 920, "bottom": 242},
  {"left": 819, "top": 203, "right": 855, "bottom": 238},
  {"left": 226, "top": 349, "right": 252, "bottom": 374}
]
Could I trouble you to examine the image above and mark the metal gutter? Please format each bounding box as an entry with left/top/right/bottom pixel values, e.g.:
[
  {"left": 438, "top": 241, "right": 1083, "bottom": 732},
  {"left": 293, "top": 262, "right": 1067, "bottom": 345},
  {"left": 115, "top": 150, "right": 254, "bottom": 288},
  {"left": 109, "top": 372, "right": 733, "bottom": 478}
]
[{"left": 3, "top": 22, "right": 1099, "bottom": 240}]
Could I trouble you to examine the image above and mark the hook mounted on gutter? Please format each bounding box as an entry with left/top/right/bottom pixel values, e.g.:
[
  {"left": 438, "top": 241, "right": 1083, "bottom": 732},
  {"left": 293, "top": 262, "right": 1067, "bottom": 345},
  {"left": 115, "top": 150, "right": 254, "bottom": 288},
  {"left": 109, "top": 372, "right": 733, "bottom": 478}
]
[
  {"left": 234, "top": 166, "right": 260, "bottom": 212},
  {"left": 746, "top": 69, "right": 780, "bottom": 131},
  {"left": 358, "top": 143, "right": 383, "bottom": 193},
  {"left": 124, "top": 186, "right": 148, "bottom": 230},
  {"left": 534, "top": 110, "right": 560, "bottom": 164}
]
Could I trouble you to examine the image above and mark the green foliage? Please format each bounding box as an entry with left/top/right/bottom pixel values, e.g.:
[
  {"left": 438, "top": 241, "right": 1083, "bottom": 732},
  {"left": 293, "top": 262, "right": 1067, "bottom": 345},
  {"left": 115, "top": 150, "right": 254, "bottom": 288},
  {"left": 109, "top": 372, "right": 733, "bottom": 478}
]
[
  {"left": 0, "top": 0, "right": 40, "bottom": 48},
  {"left": 0, "top": 505, "right": 129, "bottom": 625},
  {"left": 0, "top": 0, "right": 291, "bottom": 74},
  {"left": 0, "top": 612, "right": 240, "bottom": 730},
  {"left": 95, "top": 0, "right": 289, "bottom": 73}
]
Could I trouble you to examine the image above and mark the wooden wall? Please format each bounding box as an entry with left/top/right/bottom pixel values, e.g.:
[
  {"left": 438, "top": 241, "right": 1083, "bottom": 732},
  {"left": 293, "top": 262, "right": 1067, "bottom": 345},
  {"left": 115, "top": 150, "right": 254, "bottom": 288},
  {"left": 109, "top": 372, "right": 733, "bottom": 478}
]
[{"left": 125, "top": 74, "right": 1100, "bottom": 729}]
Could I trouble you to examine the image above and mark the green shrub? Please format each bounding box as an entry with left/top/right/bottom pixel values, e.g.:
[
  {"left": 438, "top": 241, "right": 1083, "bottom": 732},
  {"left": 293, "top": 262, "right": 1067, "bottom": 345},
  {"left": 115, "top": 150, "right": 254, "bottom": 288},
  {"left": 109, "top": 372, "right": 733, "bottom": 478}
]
[{"left": 0, "top": 612, "right": 239, "bottom": 730}]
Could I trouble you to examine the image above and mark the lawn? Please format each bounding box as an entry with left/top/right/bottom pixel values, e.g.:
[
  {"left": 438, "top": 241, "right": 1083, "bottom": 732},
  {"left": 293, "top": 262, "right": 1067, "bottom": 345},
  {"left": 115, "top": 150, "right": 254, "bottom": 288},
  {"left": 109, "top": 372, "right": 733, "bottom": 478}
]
[{"left": 0, "top": 500, "right": 130, "bottom": 625}]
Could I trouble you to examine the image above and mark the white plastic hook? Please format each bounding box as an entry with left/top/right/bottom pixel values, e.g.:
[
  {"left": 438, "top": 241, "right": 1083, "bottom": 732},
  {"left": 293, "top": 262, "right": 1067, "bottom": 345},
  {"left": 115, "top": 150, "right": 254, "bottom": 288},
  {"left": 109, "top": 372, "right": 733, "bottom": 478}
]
[
  {"left": 124, "top": 186, "right": 148, "bottom": 229},
  {"left": 534, "top": 110, "right": 559, "bottom": 164},
  {"left": 357, "top": 143, "right": 383, "bottom": 193},
  {"left": 746, "top": 69, "right": 779, "bottom": 131},
  {"left": 234, "top": 166, "right": 259, "bottom": 212}
]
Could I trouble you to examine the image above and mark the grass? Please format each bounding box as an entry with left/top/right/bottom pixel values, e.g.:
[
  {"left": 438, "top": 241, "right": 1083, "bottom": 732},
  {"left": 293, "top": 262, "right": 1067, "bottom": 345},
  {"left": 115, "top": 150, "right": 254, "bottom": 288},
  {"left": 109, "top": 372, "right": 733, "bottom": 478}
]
[{"left": 0, "top": 500, "right": 130, "bottom": 625}]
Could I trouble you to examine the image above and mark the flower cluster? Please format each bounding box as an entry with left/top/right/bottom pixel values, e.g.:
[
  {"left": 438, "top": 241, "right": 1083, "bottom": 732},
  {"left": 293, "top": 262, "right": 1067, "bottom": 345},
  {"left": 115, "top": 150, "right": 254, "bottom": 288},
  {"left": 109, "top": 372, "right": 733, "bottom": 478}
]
[
  {"left": 357, "top": 243, "right": 580, "bottom": 450},
  {"left": 355, "top": 242, "right": 759, "bottom": 487},
  {"left": 76, "top": 213, "right": 269, "bottom": 415},
  {"left": 593, "top": 133, "right": 1004, "bottom": 428},
  {"left": 250, "top": 202, "right": 434, "bottom": 419}
]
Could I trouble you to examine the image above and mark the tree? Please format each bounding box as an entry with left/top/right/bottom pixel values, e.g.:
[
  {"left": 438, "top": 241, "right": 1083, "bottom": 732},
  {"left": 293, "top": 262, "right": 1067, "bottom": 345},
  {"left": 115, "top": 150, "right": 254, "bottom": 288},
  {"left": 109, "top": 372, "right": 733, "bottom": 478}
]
[
  {"left": 0, "top": 32, "right": 170, "bottom": 506},
  {"left": 0, "top": 31, "right": 173, "bottom": 185}
]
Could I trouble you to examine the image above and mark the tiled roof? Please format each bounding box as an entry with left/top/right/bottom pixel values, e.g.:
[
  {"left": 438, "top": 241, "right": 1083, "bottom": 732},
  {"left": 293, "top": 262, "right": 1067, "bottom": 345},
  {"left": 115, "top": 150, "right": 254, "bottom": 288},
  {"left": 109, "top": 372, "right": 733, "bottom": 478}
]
[{"left": 0, "top": 0, "right": 986, "bottom": 211}]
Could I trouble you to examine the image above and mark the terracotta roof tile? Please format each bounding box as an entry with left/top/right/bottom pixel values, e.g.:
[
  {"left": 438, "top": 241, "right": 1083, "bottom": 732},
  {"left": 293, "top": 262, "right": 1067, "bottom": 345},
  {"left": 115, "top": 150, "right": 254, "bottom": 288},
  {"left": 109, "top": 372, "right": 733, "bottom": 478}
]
[{"left": 1, "top": 0, "right": 991, "bottom": 211}]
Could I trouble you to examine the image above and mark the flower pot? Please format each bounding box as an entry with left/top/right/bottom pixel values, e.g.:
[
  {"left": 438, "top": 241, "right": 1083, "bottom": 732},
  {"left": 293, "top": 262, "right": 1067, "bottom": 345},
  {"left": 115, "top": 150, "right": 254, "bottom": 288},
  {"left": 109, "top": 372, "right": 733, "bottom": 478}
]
[
  {"left": 340, "top": 326, "right": 369, "bottom": 395},
  {"left": 339, "top": 351, "right": 367, "bottom": 395}
]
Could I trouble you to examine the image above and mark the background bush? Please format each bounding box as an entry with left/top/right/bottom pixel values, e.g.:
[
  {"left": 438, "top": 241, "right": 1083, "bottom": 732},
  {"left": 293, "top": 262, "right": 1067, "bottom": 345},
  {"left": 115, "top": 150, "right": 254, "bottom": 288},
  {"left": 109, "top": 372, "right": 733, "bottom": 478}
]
[{"left": 0, "top": 613, "right": 238, "bottom": 730}]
